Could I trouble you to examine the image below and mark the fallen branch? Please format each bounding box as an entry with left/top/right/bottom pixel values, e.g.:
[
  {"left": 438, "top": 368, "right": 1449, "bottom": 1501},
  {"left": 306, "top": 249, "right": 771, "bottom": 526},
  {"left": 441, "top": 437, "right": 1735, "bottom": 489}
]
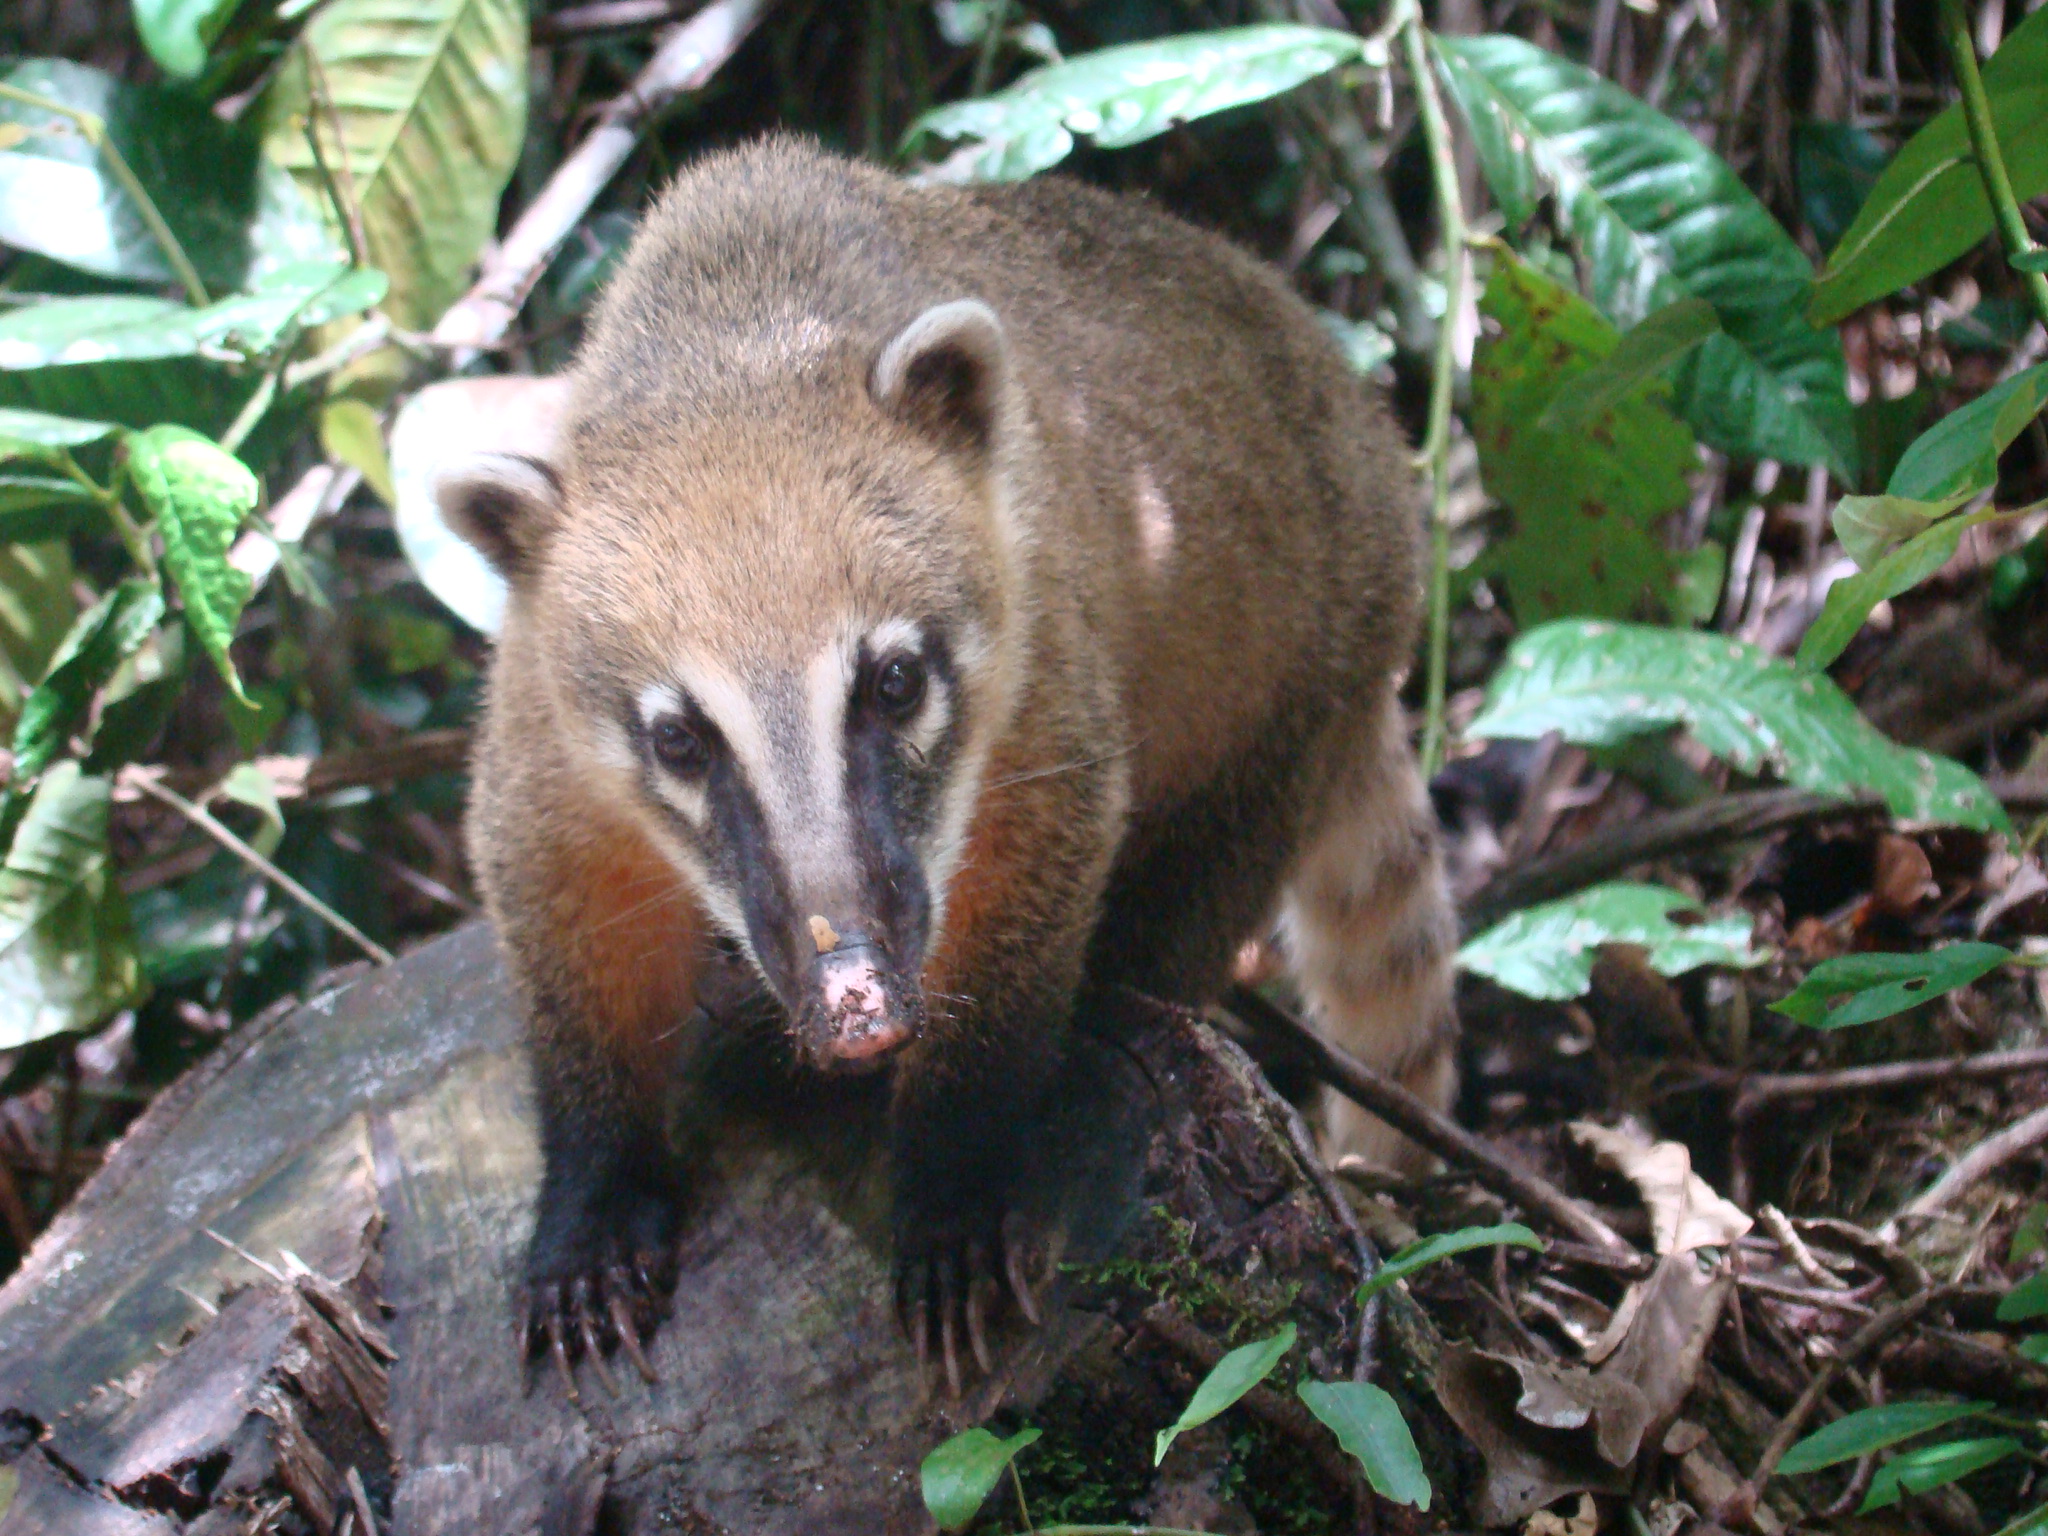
[
  {"left": 1222, "top": 985, "right": 1636, "bottom": 1257},
  {"left": 1731, "top": 1046, "right": 2048, "bottom": 1124},
  {"left": 1883, "top": 1101, "right": 2048, "bottom": 1239},
  {"left": 433, "top": 0, "right": 779, "bottom": 356}
]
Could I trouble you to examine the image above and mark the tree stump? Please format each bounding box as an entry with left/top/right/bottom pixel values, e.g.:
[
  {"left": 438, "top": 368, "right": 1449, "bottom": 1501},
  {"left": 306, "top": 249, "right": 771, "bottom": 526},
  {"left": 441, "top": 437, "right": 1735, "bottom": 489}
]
[{"left": 0, "top": 923, "right": 1445, "bottom": 1535}]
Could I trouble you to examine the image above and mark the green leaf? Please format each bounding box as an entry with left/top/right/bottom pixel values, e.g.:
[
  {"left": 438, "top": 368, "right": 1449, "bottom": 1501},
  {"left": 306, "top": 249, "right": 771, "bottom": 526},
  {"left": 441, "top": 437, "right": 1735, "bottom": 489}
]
[
  {"left": 1834, "top": 491, "right": 1977, "bottom": 570},
  {"left": 319, "top": 398, "right": 396, "bottom": 507},
  {"left": 1296, "top": 1381, "right": 1431, "bottom": 1510},
  {"left": 1155, "top": 1322, "right": 1296, "bottom": 1465},
  {"left": 9, "top": 577, "right": 165, "bottom": 787},
  {"left": 0, "top": 407, "right": 119, "bottom": 464},
  {"left": 0, "top": 762, "right": 147, "bottom": 1050},
  {"left": 1539, "top": 296, "right": 1722, "bottom": 432},
  {"left": 919, "top": 1427, "right": 1041, "bottom": 1532},
  {"left": 1889, "top": 361, "right": 2048, "bottom": 503},
  {"left": 0, "top": 264, "right": 386, "bottom": 371},
  {"left": 1990, "top": 1502, "right": 2048, "bottom": 1536},
  {"left": 908, "top": 25, "right": 1374, "bottom": 181},
  {"left": 1797, "top": 123, "right": 1894, "bottom": 256},
  {"left": 1769, "top": 944, "right": 2011, "bottom": 1032},
  {"left": 260, "top": 0, "right": 528, "bottom": 328},
  {"left": 1810, "top": 6, "right": 2048, "bottom": 324},
  {"left": 1779, "top": 1400, "right": 1990, "bottom": 1475},
  {"left": 2014, "top": 250, "right": 2048, "bottom": 275},
  {"left": 215, "top": 761, "right": 284, "bottom": 858},
  {"left": 1862, "top": 1438, "right": 2020, "bottom": 1512},
  {"left": 126, "top": 426, "right": 257, "bottom": 701},
  {"left": 1471, "top": 259, "right": 1700, "bottom": 625},
  {"left": 1798, "top": 511, "right": 1984, "bottom": 672},
  {"left": 1433, "top": 34, "right": 1854, "bottom": 478},
  {"left": 2020, "top": 1335, "right": 2048, "bottom": 1364},
  {"left": 2000, "top": 1270, "right": 2048, "bottom": 1323},
  {"left": 0, "top": 541, "right": 78, "bottom": 725},
  {"left": 134, "top": 0, "right": 251, "bottom": 79},
  {"left": 0, "top": 477, "right": 103, "bottom": 544},
  {"left": 1467, "top": 620, "right": 2010, "bottom": 832},
  {"left": 2013, "top": 1204, "right": 2048, "bottom": 1265},
  {"left": 1458, "top": 882, "right": 1760, "bottom": 1001},
  {"left": 1358, "top": 1223, "right": 1545, "bottom": 1302},
  {"left": 0, "top": 58, "right": 339, "bottom": 291}
]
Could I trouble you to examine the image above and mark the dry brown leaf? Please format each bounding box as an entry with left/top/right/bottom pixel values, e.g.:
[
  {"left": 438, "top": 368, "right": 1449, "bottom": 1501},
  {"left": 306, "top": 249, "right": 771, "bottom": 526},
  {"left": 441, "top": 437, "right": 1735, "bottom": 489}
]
[
  {"left": 1869, "top": 833, "right": 1938, "bottom": 917},
  {"left": 1526, "top": 1492, "right": 1598, "bottom": 1536},
  {"left": 1569, "top": 1120, "right": 1751, "bottom": 1254}
]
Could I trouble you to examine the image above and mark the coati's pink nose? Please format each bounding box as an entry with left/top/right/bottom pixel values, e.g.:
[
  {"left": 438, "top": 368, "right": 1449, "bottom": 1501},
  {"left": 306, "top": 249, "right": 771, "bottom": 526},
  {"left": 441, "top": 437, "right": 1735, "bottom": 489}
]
[{"left": 810, "top": 931, "right": 913, "bottom": 1060}]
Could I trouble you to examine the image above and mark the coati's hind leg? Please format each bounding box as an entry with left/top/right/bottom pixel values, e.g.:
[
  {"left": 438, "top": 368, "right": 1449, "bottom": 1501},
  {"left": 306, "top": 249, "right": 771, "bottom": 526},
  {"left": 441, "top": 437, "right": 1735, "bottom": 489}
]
[{"left": 1277, "top": 694, "right": 1459, "bottom": 1172}]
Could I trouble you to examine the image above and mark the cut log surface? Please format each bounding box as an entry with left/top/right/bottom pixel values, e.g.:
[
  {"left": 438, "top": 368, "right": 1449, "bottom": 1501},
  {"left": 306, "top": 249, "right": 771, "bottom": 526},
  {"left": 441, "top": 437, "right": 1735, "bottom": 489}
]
[{"left": 0, "top": 923, "right": 1404, "bottom": 1535}]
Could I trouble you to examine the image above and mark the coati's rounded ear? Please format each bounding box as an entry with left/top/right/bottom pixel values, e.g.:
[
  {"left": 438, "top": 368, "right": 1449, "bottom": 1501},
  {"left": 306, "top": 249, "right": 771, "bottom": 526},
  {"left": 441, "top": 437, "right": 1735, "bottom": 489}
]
[
  {"left": 432, "top": 452, "right": 564, "bottom": 581},
  {"left": 871, "top": 300, "right": 1011, "bottom": 455}
]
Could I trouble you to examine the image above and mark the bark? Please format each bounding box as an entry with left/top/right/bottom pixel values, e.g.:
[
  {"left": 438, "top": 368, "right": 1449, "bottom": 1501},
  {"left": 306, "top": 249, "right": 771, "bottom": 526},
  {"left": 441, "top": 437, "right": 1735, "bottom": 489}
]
[{"left": 0, "top": 924, "right": 1443, "bottom": 1536}]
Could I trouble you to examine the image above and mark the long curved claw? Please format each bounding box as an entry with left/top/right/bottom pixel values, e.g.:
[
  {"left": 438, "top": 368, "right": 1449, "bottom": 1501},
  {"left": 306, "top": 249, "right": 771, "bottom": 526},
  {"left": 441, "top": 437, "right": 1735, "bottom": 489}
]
[
  {"left": 966, "top": 1272, "right": 995, "bottom": 1376},
  {"left": 544, "top": 1310, "right": 580, "bottom": 1404},
  {"left": 1004, "top": 1235, "right": 1042, "bottom": 1327},
  {"left": 938, "top": 1259, "right": 963, "bottom": 1401},
  {"left": 575, "top": 1312, "right": 618, "bottom": 1397},
  {"left": 609, "top": 1293, "right": 659, "bottom": 1384}
]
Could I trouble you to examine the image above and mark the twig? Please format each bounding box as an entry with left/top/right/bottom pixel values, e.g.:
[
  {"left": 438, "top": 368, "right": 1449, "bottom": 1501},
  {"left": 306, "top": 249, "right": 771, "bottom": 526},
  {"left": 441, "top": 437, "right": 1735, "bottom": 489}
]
[
  {"left": 123, "top": 769, "right": 395, "bottom": 966},
  {"left": 1400, "top": 4, "right": 1468, "bottom": 778},
  {"left": 1922, "top": 676, "right": 2048, "bottom": 756},
  {"left": 1735, "top": 1274, "right": 1877, "bottom": 1316},
  {"left": 1935, "top": 0, "right": 2048, "bottom": 329},
  {"left": 0, "top": 83, "right": 209, "bottom": 306},
  {"left": 1733, "top": 1046, "right": 2048, "bottom": 1123},
  {"left": 1756, "top": 1203, "right": 1849, "bottom": 1290},
  {"left": 534, "top": 0, "right": 682, "bottom": 39},
  {"left": 1225, "top": 985, "right": 1636, "bottom": 1256},
  {"left": 432, "top": 0, "right": 779, "bottom": 356},
  {"left": 346, "top": 1466, "right": 380, "bottom": 1536},
  {"left": 1885, "top": 1102, "right": 2048, "bottom": 1238}
]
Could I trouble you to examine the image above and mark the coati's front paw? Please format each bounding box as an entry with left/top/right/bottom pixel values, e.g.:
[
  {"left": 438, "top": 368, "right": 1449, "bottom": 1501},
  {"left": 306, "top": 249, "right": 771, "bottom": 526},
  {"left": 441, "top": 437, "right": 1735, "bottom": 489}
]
[
  {"left": 892, "top": 1198, "right": 1043, "bottom": 1399},
  {"left": 522, "top": 1180, "right": 681, "bottom": 1400}
]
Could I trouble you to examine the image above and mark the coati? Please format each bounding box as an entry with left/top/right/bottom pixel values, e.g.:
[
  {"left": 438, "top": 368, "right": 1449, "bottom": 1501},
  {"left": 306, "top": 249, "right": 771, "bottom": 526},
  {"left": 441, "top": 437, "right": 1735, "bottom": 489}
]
[{"left": 435, "top": 136, "right": 1458, "bottom": 1394}]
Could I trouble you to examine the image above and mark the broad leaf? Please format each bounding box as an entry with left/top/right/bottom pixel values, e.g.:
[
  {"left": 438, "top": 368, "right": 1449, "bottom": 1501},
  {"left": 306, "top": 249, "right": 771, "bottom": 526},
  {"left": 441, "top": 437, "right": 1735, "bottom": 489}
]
[
  {"left": 1297, "top": 1381, "right": 1431, "bottom": 1510},
  {"left": 920, "top": 1427, "right": 1040, "bottom": 1532},
  {"left": 1797, "top": 123, "right": 1893, "bottom": 255},
  {"left": 0, "top": 762, "right": 147, "bottom": 1050},
  {"left": 2000, "top": 1271, "right": 2048, "bottom": 1322},
  {"left": 1358, "top": 1223, "right": 1544, "bottom": 1302},
  {"left": 0, "top": 407, "right": 118, "bottom": 464},
  {"left": 1434, "top": 34, "right": 1854, "bottom": 478},
  {"left": 0, "top": 478, "right": 102, "bottom": 545},
  {"left": 261, "top": 0, "right": 528, "bottom": 328},
  {"left": 1457, "top": 882, "right": 1760, "bottom": 1002},
  {"left": 1990, "top": 1502, "right": 2048, "bottom": 1536},
  {"left": 1799, "top": 510, "right": 1989, "bottom": 671},
  {"left": 126, "top": 427, "right": 257, "bottom": 700},
  {"left": 2020, "top": 1335, "right": 2048, "bottom": 1364},
  {"left": 0, "top": 542, "right": 76, "bottom": 717},
  {"left": 909, "top": 25, "right": 1374, "bottom": 181},
  {"left": 0, "top": 58, "right": 338, "bottom": 291},
  {"left": 319, "top": 397, "right": 396, "bottom": 507},
  {"left": 1155, "top": 1322, "right": 1295, "bottom": 1465},
  {"left": 1862, "top": 1438, "right": 2019, "bottom": 1512},
  {"left": 1889, "top": 362, "right": 2048, "bottom": 503},
  {"left": 9, "top": 577, "right": 164, "bottom": 787},
  {"left": 1471, "top": 259, "right": 1699, "bottom": 625},
  {"left": 1769, "top": 937, "right": 2007, "bottom": 1036},
  {"left": 1835, "top": 492, "right": 1977, "bottom": 570},
  {"left": 134, "top": 0, "right": 252, "bottom": 80},
  {"left": 1780, "top": 1400, "right": 1989, "bottom": 1475},
  {"left": 1539, "top": 296, "right": 1721, "bottom": 431},
  {"left": 0, "top": 265, "right": 385, "bottom": 370},
  {"left": 1810, "top": 7, "right": 2048, "bottom": 324},
  {"left": 1467, "top": 621, "right": 2009, "bottom": 831}
]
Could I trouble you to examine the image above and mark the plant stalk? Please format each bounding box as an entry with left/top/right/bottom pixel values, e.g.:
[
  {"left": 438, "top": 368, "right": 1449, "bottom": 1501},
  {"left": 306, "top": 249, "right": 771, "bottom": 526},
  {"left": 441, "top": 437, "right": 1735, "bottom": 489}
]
[
  {"left": 1935, "top": 0, "right": 2048, "bottom": 329},
  {"left": 1399, "top": 7, "right": 1468, "bottom": 776},
  {"left": 972, "top": 0, "right": 1012, "bottom": 95},
  {"left": 0, "top": 83, "right": 210, "bottom": 306}
]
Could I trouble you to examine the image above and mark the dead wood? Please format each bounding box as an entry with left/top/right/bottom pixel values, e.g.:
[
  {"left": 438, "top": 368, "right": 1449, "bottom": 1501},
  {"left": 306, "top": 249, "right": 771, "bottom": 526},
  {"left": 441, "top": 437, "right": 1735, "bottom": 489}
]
[{"left": 0, "top": 923, "right": 1440, "bottom": 1536}]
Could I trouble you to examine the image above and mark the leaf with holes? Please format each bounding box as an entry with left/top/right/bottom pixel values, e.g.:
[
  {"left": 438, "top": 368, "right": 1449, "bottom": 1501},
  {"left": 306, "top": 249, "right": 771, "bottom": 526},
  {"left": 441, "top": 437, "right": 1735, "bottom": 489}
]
[
  {"left": 1770, "top": 946, "right": 2012, "bottom": 1031},
  {"left": 9, "top": 577, "right": 164, "bottom": 789},
  {"left": 1458, "top": 882, "right": 1760, "bottom": 1002},
  {"left": 126, "top": 427, "right": 256, "bottom": 701},
  {"left": 1810, "top": 6, "right": 2048, "bottom": 323},
  {"left": 0, "top": 762, "right": 147, "bottom": 1049},
  {"left": 1156, "top": 1323, "right": 1296, "bottom": 1465},
  {"left": 1433, "top": 34, "right": 1854, "bottom": 478},
  {"left": 908, "top": 25, "right": 1375, "bottom": 181},
  {"left": 1358, "top": 1223, "right": 1545, "bottom": 1302},
  {"left": 920, "top": 1427, "right": 1040, "bottom": 1532},
  {"left": 1471, "top": 258, "right": 1699, "bottom": 625},
  {"left": 1297, "top": 1381, "right": 1431, "bottom": 1510},
  {"left": 1466, "top": 621, "right": 2008, "bottom": 832},
  {"left": 260, "top": 0, "right": 528, "bottom": 327}
]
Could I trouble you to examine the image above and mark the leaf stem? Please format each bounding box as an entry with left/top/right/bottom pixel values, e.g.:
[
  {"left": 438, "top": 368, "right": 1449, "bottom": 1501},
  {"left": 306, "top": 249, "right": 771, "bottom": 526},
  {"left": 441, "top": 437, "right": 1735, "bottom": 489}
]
[
  {"left": 1934, "top": 0, "right": 2048, "bottom": 330},
  {"left": 124, "top": 768, "right": 395, "bottom": 966},
  {"left": 1398, "top": 8, "right": 1468, "bottom": 777},
  {"left": 972, "top": 0, "right": 1012, "bottom": 95},
  {"left": 0, "top": 83, "right": 210, "bottom": 307},
  {"left": 218, "top": 368, "right": 282, "bottom": 458},
  {"left": 82, "top": 456, "right": 159, "bottom": 582}
]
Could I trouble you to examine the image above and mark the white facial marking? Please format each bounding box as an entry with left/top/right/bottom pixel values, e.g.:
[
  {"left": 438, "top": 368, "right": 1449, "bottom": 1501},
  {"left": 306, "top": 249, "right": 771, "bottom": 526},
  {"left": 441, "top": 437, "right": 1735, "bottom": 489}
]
[{"left": 1133, "top": 462, "right": 1176, "bottom": 573}]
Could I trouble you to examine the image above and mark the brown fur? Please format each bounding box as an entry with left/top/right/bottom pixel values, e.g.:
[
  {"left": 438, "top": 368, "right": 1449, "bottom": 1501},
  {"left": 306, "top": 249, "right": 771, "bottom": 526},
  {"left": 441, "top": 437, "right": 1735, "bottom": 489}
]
[{"left": 452, "top": 136, "right": 1458, "bottom": 1335}]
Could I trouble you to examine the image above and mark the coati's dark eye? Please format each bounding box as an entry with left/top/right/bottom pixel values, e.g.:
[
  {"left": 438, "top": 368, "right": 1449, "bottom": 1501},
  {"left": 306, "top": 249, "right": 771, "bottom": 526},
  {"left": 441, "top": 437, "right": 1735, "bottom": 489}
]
[
  {"left": 650, "top": 715, "right": 710, "bottom": 775},
  {"left": 872, "top": 654, "right": 927, "bottom": 722}
]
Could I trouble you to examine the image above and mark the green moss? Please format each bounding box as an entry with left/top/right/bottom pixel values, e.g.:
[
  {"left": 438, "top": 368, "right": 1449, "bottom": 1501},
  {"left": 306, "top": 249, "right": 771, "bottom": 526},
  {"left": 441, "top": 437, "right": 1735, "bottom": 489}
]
[
  {"left": 1226, "top": 1420, "right": 1340, "bottom": 1536},
  {"left": 1067, "top": 1205, "right": 1303, "bottom": 1348},
  {"left": 998, "top": 1379, "right": 1155, "bottom": 1528}
]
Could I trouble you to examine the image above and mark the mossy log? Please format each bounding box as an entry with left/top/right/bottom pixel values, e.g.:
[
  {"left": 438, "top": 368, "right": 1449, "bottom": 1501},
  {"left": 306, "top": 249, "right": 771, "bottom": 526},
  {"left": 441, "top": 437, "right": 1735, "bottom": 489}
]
[{"left": 0, "top": 923, "right": 1459, "bottom": 1535}]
